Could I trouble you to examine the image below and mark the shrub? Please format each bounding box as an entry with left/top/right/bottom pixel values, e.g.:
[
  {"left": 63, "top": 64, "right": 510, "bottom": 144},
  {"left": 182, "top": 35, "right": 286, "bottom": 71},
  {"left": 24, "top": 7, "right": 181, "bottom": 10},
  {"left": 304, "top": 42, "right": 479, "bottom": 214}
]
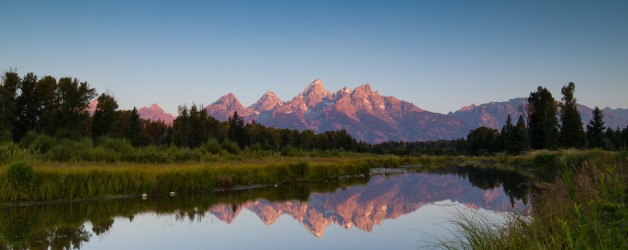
[
  {"left": 204, "top": 138, "right": 222, "bottom": 154},
  {"left": 45, "top": 139, "right": 93, "bottom": 162},
  {"left": 5, "top": 162, "right": 37, "bottom": 200},
  {"left": 221, "top": 140, "right": 241, "bottom": 155},
  {"left": 20, "top": 132, "right": 57, "bottom": 153},
  {"left": 97, "top": 137, "right": 134, "bottom": 153}
]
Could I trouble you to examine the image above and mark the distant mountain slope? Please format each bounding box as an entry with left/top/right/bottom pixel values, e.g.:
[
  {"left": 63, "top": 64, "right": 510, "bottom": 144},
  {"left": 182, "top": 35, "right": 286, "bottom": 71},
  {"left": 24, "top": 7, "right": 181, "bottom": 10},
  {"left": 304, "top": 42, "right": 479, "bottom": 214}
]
[
  {"left": 138, "top": 104, "right": 175, "bottom": 125},
  {"left": 204, "top": 79, "right": 472, "bottom": 143},
  {"left": 88, "top": 99, "right": 175, "bottom": 125},
  {"left": 450, "top": 98, "right": 628, "bottom": 130}
]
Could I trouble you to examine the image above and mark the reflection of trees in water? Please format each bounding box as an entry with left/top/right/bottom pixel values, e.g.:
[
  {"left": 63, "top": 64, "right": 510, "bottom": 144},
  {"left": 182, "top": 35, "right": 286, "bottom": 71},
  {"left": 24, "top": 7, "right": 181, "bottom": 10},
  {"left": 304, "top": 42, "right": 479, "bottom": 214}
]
[
  {"left": 427, "top": 166, "right": 532, "bottom": 206},
  {"left": 0, "top": 170, "right": 532, "bottom": 248},
  {"left": 0, "top": 178, "right": 368, "bottom": 249}
]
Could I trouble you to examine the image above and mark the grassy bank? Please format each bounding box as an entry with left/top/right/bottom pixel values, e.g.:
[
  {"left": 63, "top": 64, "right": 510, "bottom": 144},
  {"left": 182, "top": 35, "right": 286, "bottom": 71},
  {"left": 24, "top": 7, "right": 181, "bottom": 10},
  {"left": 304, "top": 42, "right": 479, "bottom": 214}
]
[
  {"left": 438, "top": 154, "right": 628, "bottom": 249},
  {"left": 2, "top": 148, "right": 625, "bottom": 203},
  {"left": 0, "top": 155, "right": 448, "bottom": 202}
]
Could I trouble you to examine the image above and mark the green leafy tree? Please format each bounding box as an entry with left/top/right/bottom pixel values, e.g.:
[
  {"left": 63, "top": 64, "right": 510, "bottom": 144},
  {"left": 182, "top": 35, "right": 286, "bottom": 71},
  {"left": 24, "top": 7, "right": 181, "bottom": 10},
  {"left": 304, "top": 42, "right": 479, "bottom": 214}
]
[
  {"left": 586, "top": 106, "right": 605, "bottom": 148},
  {"left": 55, "top": 77, "right": 96, "bottom": 137},
  {"left": 92, "top": 93, "right": 119, "bottom": 139},
  {"left": 527, "top": 86, "right": 559, "bottom": 149},
  {"left": 466, "top": 126, "right": 501, "bottom": 155},
  {"left": 14, "top": 73, "right": 39, "bottom": 140},
  {"left": 559, "top": 82, "right": 585, "bottom": 148},
  {"left": 34, "top": 76, "right": 58, "bottom": 135}
]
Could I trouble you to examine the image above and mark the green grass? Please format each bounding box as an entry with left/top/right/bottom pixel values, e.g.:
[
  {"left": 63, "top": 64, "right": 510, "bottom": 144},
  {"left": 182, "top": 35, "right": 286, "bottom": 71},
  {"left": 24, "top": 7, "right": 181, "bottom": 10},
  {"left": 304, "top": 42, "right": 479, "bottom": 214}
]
[
  {"left": 436, "top": 160, "right": 628, "bottom": 249},
  {"left": 1, "top": 156, "right": 406, "bottom": 202}
]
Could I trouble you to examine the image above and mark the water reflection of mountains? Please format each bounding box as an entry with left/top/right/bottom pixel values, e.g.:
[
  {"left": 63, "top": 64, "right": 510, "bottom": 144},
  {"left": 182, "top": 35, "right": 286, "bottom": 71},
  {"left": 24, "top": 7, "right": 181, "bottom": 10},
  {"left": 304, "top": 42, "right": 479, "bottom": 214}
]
[
  {"left": 0, "top": 167, "right": 531, "bottom": 249},
  {"left": 210, "top": 167, "right": 532, "bottom": 238}
]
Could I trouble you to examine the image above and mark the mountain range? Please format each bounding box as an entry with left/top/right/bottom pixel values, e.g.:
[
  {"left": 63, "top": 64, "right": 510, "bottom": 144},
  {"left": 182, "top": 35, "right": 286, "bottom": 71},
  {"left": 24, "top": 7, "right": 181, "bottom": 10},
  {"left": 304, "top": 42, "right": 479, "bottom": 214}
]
[{"left": 93, "top": 79, "right": 628, "bottom": 143}]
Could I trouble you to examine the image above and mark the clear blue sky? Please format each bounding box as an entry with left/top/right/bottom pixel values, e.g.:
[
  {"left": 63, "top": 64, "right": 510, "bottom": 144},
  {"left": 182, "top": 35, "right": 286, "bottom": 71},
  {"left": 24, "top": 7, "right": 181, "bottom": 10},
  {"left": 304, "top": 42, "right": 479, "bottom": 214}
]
[{"left": 2, "top": 0, "right": 627, "bottom": 114}]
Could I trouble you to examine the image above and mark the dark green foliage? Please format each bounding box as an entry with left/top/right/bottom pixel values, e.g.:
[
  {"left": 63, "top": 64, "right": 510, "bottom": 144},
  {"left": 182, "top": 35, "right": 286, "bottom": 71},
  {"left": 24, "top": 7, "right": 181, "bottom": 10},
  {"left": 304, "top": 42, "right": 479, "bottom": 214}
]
[
  {"left": 14, "top": 73, "right": 39, "bottom": 139},
  {"left": 528, "top": 86, "right": 560, "bottom": 149},
  {"left": 559, "top": 82, "right": 585, "bottom": 148},
  {"left": 228, "top": 111, "right": 248, "bottom": 149},
  {"left": 503, "top": 115, "right": 529, "bottom": 154},
  {"left": 587, "top": 106, "right": 606, "bottom": 148},
  {"left": 34, "top": 76, "right": 58, "bottom": 135},
  {"left": 92, "top": 93, "right": 119, "bottom": 139},
  {"left": 466, "top": 127, "right": 502, "bottom": 155},
  {"left": 5, "top": 162, "right": 37, "bottom": 200},
  {"left": 19, "top": 131, "right": 57, "bottom": 153},
  {"left": 203, "top": 138, "right": 222, "bottom": 154},
  {"left": 0, "top": 72, "right": 19, "bottom": 134},
  {"left": 221, "top": 140, "right": 241, "bottom": 155},
  {"left": 55, "top": 77, "right": 97, "bottom": 136}
]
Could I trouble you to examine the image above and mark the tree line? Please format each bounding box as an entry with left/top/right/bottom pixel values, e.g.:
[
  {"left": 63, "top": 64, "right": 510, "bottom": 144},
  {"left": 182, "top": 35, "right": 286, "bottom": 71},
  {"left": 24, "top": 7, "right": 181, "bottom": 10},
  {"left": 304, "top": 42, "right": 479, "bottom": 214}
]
[
  {"left": 375, "top": 82, "right": 628, "bottom": 155},
  {"left": 2, "top": 70, "right": 626, "bottom": 156},
  {"left": 0, "top": 71, "right": 369, "bottom": 153}
]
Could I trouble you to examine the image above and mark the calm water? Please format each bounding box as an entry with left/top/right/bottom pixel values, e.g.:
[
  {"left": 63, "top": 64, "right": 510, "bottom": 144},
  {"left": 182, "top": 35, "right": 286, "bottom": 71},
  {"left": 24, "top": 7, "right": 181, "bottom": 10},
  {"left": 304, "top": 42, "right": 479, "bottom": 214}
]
[{"left": 0, "top": 167, "right": 532, "bottom": 249}]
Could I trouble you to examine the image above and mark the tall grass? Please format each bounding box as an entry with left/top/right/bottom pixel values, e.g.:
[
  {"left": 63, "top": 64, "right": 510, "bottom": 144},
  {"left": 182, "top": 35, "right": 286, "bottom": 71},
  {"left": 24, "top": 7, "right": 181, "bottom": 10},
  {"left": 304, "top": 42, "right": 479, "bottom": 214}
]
[
  {"left": 0, "top": 158, "right": 375, "bottom": 202},
  {"left": 437, "top": 161, "right": 628, "bottom": 249}
]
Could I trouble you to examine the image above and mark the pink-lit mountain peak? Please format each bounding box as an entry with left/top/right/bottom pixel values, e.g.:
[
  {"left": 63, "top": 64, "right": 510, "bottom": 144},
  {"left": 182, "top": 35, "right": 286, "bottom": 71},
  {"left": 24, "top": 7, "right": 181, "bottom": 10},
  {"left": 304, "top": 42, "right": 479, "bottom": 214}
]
[
  {"left": 138, "top": 103, "right": 175, "bottom": 125},
  {"left": 250, "top": 91, "right": 284, "bottom": 113},
  {"left": 299, "top": 78, "right": 331, "bottom": 107},
  {"left": 214, "top": 93, "right": 244, "bottom": 109}
]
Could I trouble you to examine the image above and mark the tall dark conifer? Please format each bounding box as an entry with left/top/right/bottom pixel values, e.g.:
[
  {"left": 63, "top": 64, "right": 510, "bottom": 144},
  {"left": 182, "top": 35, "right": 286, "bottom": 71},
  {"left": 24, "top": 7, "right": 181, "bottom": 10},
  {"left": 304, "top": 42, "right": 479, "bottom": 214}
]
[
  {"left": 559, "top": 82, "right": 585, "bottom": 148},
  {"left": 586, "top": 106, "right": 605, "bottom": 148},
  {"left": 527, "top": 86, "right": 559, "bottom": 149}
]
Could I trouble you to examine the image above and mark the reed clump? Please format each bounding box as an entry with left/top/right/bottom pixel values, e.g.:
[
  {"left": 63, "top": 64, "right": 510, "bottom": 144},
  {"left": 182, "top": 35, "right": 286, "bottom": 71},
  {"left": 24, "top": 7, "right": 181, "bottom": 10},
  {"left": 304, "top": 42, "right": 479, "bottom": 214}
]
[{"left": 437, "top": 160, "right": 628, "bottom": 249}]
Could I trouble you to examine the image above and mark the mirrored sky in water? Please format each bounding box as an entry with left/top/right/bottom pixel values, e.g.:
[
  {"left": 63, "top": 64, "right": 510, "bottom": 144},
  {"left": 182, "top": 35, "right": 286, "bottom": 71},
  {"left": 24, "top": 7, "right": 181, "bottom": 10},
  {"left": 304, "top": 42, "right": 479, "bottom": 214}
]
[{"left": 0, "top": 168, "right": 532, "bottom": 249}]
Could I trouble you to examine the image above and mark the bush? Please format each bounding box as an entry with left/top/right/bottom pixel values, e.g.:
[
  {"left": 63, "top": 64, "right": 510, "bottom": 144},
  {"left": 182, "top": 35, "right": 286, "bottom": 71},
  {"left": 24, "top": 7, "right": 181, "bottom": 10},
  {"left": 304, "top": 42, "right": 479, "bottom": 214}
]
[
  {"left": 97, "top": 137, "right": 134, "bottom": 153},
  {"left": 204, "top": 138, "right": 222, "bottom": 154},
  {"left": 20, "top": 132, "right": 56, "bottom": 153},
  {"left": 5, "top": 162, "right": 37, "bottom": 200},
  {"left": 221, "top": 140, "right": 241, "bottom": 155},
  {"left": 45, "top": 139, "right": 93, "bottom": 162}
]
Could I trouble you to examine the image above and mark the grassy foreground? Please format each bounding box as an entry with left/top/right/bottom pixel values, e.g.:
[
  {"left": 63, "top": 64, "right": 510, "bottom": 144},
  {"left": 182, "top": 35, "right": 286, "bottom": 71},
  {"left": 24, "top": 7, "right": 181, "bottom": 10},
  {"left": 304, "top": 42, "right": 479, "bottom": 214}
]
[
  {"left": 0, "top": 156, "right": 448, "bottom": 202},
  {"left": 437, "top": 151, "right": 628, "bottom": 249}
]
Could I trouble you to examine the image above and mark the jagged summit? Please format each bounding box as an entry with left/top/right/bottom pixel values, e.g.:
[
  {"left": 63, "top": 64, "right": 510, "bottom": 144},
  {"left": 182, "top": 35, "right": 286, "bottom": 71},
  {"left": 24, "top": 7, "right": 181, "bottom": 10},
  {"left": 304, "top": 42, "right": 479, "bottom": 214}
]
[
  {"left": 205, "top": 79, "right": 468, "bottom": 142},
  {"left": 299, "top": 79, "right": 331, "bottom": 108},
  {"left": 205, "top": 93, "right": 255, "bottom": 121},
  {"left": 139, "top": 103, "right": 175, "bottom": 125},
  {"left": 250, "top": 91, "right": 284, "bottom": 113}
]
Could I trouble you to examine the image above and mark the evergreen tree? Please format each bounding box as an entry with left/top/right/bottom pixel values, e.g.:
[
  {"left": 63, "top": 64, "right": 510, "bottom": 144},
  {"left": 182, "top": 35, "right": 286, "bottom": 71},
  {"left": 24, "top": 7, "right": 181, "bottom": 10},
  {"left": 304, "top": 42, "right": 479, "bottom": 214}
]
[
  {"left": 92, "top": 93, "right": 119, "bottom": 139},
  {"left": 228, "top": 111, "right": 248, "bottom": 149},
  {"left": 586, "top": 106, "right": 605, "bottom": 148},
  {"left": 507, "top": 115, "right": 530, "bottom": 154},
  {"left": 0, "top": 72, "right": 19, "bottom": 137},
  {"left": 502, "top": 114, "right": 514, "bottom": 141},
  {"left": 172, "top": 105, "right": 190, "bottom": 147},
  {"left": 527, "top": 86, "right": 559, "bottom": 149},
  {"left": 559, "top": 82, "right": 585, "bottom": 148}
]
